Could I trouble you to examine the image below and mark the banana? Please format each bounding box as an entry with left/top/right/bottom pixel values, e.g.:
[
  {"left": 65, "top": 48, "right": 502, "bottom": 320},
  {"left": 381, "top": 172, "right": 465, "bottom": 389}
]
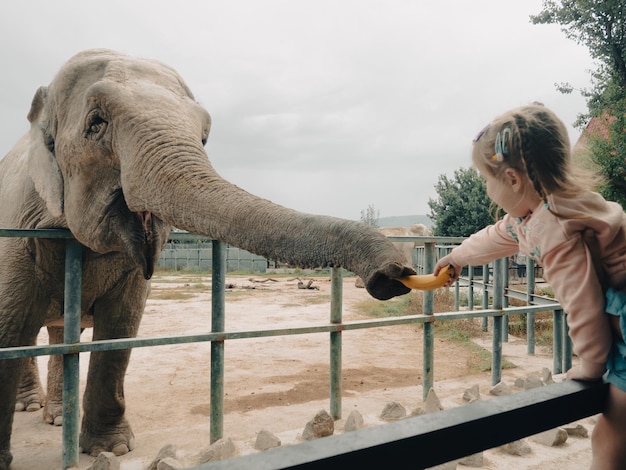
[{"left": 397, "top": 265, "right": 455, "bottom": 290}]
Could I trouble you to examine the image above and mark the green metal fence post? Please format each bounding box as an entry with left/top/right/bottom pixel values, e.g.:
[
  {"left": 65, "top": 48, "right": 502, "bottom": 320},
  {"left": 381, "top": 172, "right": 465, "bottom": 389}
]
[
  {"left": 482, "top": 264, "right": 490, "bottom": 332},
  {"left": 553, "top": 309, "right": 564, "bottom": 374},
  {"left": 502, "top": 259, "right": 509, "bottom": 343},
  {"left": 330, "top": 267, "right": 343, "bottom": 419},
  {"left": 527, "top": 259, "right": 536, "bottom": 355},
  {"left": 62, "top": 239, "right": 82, "bottom": 470},
  {"left": 491, "top": 258, "right": 505, "bottom": 385},
  {"left": 468, "top": 265, "right": 475, "bottom": 312},
  {"left": 563, "top": 316, "right": 572, "bottom": 372},
  {"left": 422, "top": 242, "right": 435, "bottom": 401},
  {"left": 211, "top": 240, "right": 226, "bottom": 443}
]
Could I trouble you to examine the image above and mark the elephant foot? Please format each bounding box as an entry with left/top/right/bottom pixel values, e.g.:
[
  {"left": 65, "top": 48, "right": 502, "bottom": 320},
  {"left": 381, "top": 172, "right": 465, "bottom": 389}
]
[
  {"left": 79, "top": 418, "right": 135, "bottom": 457},
  {"left": 43, "top": 400, "right": 63, "bottom": 426},
  {"left": 15, "top": 385, "right": 45, "bottom": 412},
  {"left": 15, "top": 356, "right": 46, "bottom": 412},
  {"left": 0, "top": 450, "right": 12, "bottom": 470}
]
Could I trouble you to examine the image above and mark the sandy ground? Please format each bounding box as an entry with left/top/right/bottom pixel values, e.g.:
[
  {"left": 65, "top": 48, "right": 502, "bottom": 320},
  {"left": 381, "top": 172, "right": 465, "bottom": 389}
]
[{"left": 10, "top": 272, "right": 595, "bottom": 469}]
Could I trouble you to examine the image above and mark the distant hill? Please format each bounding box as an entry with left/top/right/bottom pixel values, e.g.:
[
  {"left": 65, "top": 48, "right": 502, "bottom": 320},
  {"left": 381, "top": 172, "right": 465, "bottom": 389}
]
[{"left": 378, "top": 215, "right": 432, "bottom": 228}]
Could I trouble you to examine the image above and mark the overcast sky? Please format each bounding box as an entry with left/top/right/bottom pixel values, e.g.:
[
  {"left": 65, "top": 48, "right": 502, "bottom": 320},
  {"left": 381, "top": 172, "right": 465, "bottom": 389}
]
[{"left": 0, "top": 1, "right": 595, "bottom": 221}]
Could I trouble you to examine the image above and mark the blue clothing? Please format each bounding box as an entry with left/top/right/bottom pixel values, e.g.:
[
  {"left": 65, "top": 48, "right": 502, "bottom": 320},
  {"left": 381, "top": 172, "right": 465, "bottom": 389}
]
[{"left": 604, "top": 288, "right": 626, "bottom": 391}]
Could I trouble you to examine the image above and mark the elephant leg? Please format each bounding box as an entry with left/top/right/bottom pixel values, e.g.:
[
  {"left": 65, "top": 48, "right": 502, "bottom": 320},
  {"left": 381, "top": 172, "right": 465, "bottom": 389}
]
[
  {"left": 15, "top": 356, "right": 45, "bottom": 412},
  {"left": 80, "top": 349, "right": 136, "bottom": 457},
  {"left": 79, "top": 271, "right": 149, "bottom": 457},
  {"left": 43, "top": 326, "right": 64, "bottom": 425},
  {"left": 0, "top": 275, "right": 48, "bottom": 470},
  {"left": 0, "top": 315, "right": 46, "bottom": 469},
  {"left": 0, "top": 358, "right": 22, "bottom": 470}
]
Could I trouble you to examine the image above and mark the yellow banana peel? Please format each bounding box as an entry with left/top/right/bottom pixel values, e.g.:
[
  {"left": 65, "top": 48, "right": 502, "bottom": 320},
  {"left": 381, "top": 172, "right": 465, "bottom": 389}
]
[{"left": 397, "top": 265, "right": 455, "bottom": 290}]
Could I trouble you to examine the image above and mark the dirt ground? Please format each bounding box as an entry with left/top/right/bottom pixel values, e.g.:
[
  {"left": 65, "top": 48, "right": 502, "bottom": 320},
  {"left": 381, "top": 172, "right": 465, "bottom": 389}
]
[{"left": 10, "top": 272, "right": 595, "bottom": 469}]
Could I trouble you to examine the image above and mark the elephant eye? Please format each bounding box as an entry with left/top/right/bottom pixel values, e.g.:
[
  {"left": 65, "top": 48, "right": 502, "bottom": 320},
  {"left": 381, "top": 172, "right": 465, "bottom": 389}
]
[
  {"left": 43, "top": 131, "right": 55, "bottom": 154},
  {"left": 84, "top": 109, "right": 108, "bottom": 140}
]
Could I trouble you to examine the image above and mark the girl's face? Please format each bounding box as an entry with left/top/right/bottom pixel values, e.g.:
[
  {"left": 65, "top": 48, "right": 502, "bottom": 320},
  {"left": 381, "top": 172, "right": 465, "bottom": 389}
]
[
  {"left": 478, "top": 165, "right": 537, "bottom": 218},
  {"left": 483, "top": 172, "right": 515, "bottom": 212}
]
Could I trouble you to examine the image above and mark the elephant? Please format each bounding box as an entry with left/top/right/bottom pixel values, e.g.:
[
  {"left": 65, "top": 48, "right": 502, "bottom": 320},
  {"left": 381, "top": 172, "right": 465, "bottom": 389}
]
[{"left": 0, "top": 49, "right": 415, "bottom": 469}]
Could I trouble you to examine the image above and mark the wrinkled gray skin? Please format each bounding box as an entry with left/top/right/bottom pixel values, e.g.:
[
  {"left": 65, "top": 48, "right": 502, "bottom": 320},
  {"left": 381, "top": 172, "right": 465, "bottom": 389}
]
[{"left": 0, "top": 49, "right": 414, "bottom": 469}]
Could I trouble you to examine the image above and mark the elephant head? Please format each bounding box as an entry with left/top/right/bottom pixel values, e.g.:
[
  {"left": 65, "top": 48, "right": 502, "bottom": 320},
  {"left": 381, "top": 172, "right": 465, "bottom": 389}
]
[{"left": 26, "top": 49, "right": 414, "bottom": 300}]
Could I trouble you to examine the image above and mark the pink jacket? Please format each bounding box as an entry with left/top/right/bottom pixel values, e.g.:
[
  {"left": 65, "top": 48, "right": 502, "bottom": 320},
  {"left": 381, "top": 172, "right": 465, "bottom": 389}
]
[{"left": 447, "top": 191, "right": 626, "bottom": 378}]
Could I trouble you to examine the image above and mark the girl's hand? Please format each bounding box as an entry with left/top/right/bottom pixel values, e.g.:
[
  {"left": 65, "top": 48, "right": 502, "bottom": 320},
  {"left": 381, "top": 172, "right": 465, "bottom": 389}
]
[
  {"left": 565, "top": 364, "right": 604, "bottom": 382},
  {"left": 434, "top": 255, "right": 463, "bottom": 287}
]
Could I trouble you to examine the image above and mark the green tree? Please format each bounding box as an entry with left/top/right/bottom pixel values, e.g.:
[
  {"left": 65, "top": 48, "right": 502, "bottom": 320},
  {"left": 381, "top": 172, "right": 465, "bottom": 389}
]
[
  {"left": 427, "top": 167, "right": 494, "bottom": 237},
  {"left": 588, "top": 113, "right": 626, "bottom": 206},
  {"left": 360, "top": 204, "right": 379, "bottom": 228},
  {"left": 531, "top": 1, "right": 626, "bottom": 207}
]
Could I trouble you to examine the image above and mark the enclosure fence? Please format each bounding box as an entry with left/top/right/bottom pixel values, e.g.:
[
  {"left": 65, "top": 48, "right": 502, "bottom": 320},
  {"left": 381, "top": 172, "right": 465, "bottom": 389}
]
[
  {"left": 158, "top": 232, "right": 270, "bottom": 272},
  {"left": 0, "top": 229, "right": 608, "bottom": 469}
]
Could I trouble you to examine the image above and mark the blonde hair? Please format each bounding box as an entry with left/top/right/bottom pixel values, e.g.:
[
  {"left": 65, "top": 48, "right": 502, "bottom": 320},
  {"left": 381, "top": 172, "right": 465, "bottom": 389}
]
[{"left": 472, "top": 103, "right": 598, "bottom": 212}]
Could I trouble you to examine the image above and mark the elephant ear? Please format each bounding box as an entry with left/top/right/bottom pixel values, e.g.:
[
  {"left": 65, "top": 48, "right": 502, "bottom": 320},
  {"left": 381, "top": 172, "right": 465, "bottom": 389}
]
[{"left": 26, "top": 86, "right": 64, "bottom": 218}]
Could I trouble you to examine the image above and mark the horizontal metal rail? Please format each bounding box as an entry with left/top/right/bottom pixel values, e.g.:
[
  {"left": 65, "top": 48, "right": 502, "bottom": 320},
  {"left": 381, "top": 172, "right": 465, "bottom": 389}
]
[
  {"left": 0, "top": 228, "right": 74, "bottom": 238},
  {"left": 197, "top": 379, "right": 608, "bottom": 470},
  {"left": 0, "top": 305, "right": 558, "bottom": 360}
]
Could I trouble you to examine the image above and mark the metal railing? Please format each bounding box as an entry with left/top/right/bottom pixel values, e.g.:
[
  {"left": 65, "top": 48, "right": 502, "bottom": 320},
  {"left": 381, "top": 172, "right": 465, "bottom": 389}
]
[
  {"left": 199, "top": 379, "right": 608, "bottom": 470},
  {"left": 0, "top": 230, "right": 586, "bottom": 469}
]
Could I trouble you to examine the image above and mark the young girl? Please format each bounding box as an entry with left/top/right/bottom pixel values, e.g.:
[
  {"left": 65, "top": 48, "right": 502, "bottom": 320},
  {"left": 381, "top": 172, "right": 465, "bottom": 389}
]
[{"left": 433, "top": 103, "right": 626, "bottom": 469}]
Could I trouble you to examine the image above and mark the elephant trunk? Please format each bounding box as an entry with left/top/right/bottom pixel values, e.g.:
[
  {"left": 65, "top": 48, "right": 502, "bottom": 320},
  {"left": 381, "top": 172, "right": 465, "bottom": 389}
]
[{"left": 122, "top": 143, "right": 415, "bottom": 300}]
